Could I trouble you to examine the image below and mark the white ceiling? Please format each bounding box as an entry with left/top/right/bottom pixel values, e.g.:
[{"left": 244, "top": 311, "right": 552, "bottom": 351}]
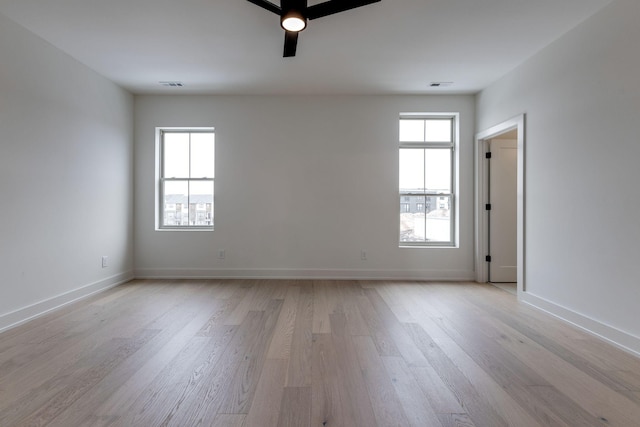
[{"left": 0, "top": 0, "right": 611, "bottom": 95}]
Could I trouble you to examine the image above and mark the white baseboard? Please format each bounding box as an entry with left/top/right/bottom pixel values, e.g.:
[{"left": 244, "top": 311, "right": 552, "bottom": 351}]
[
  {"left": 134, "top": 267, "right": 475, "bottom": 281},
  {"left": 521, "top": 292, "right": 640, "bottom": 357},
  {"left": 0, "top": 271, "right": 134, "bottom": 334}
]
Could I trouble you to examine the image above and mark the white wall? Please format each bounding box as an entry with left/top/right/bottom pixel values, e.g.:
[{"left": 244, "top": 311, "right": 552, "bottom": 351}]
[
  {"left": 0, "top": 13, "right": 134, "bottom": 330},
  {"left": 135, "top": 95, "right": 475, "bottom": 280},
  {"left": 477, "top": 0, "right": 640, "bottom": 353}
]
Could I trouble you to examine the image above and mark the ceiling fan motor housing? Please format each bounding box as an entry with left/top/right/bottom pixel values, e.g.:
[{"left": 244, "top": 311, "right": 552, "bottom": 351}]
[{"left": 280, "top": 8, "right": 307, "bottom": 32}]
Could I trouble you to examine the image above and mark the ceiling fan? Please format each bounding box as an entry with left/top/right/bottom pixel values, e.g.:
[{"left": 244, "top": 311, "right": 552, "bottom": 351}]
[{"left": 247, "top": 0, "right": 381, "bottom": 57}]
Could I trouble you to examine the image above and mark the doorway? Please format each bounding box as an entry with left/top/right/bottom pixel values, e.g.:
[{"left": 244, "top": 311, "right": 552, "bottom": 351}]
[
  {"left": 488, "top": 132, "right": 517, "bottom": 283},
  {"left": 475, "top": 115, "right": 525, "bottom": 295}
]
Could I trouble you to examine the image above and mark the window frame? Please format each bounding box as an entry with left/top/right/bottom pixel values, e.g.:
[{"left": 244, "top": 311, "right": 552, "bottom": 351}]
[
  {"left": 399, "top": 114, "right": 457, "bottom": 247},
  {"left": 156, "top": 127, "right": 215, "bottom": 231}
]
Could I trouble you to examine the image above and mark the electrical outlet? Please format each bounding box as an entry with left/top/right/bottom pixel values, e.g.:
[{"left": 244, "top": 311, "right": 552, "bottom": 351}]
[
  {"left": 101, "top": 256, "right": 108, "bottom": 268},
  {"left": 218, "top": 250, "right": 226, "bottom": 260},
  {"left": 361, "top": 250, "right": 367, "bottom": 261}
]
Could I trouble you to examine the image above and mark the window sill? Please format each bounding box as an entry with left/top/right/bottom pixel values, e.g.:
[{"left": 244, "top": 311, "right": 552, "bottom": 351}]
[
  {"left": 399, "top": 244, "right": 457, "bottom": 249},
  {"left": 156, "top": 227, "right": 214, "bottom": 232}
]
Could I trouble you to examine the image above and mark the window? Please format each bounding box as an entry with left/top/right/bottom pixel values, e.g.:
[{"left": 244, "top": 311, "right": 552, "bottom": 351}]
[
  {"left": 399, "top": 115, "right": 456, "bottom": 246},
  {"left": 158, "top": 129, "right": 215, "bottom": 229}
]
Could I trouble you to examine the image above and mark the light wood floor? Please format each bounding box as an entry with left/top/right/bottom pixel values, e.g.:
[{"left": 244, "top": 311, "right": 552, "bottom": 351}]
[{"left": 1, "top": 280, "right": 639, "bottom": 426}]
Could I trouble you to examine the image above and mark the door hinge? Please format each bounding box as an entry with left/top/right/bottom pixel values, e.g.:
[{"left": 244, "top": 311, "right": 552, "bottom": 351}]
[
  {"left": 486, "top": 255, "right": 492, "bottom": 262},
  {"left": 485, "top": 203, "right": 492, "bottom": 211},
  {"left": 485, "top": 152, "right": 492, "bottom": 159}
]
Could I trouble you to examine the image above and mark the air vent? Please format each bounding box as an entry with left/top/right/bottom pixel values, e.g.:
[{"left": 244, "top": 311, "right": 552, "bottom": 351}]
[
  {"left": 159, "top": 81, "right": 184, "bottom": 87},
  {"left": 430, "top": 82, "right": 453, "bottom": 87}
]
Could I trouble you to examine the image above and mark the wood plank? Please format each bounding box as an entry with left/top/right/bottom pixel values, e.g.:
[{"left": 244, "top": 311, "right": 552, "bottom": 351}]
[
  {"left": 90, "top": 281, "right": 142, "bottom": 306},
  {"left": 355, "top": 294, "right": 401, "bottom": 357},
  {"left": 337, "top": 281, "right": 370, "bottom": 336},
  {"left": 224, "top": 280, "right": 260, "bottom": 325},
  {"left": 197, "top": 286, "right": 249, "bottom": 336},
  {"left": 81, "top": 287, "right": 239, "bottom": 425},
  {"left": 0, "top": 282, "right": 168, "bottom": 373},
  {"left": 450, "top": 288, "right": 640, "bottom": 427},
  {"left": 312, "top": 280, "right": 331, "bottom": 334},
  {"left": 404, "top": 323, "right": 511, "bottom": 427},
  {"left": 212, "top": 413, "right": 245, "bottom": 427},
  {"left": 46, "top": 286, "right": 236, "bottom": 426},
  {"left": 430, "top": 308, "right": 597, "bottom": 427},
  {"left": 382, "top": 356, "right": 444, "bottom": 427},
  {"left": 621, "top": 391, "right": 640, "bottom": 405},
  {"left": 352, "top": 335, "right": 411, "bottom": 426},
  {"left": 465, "top": 284, "right": 640, "bottom": 372},
  {"left": 410, "top": 365, "right": 467, "bottom": 415},
  {"left": 490, "top": 316, "right": 640, "bottom": 426},
  {"left": 461, "top": 287, "right": 640, "bottom": 392},
  {"left": 328, "top": 313, "right": 378, "bottom": 426},
  {"left": 525, "top": 385, "right": 608, "bottom": 427},
  {"left": 277, "top": 387, "right": 311, "bottom": 427},
  {"left": 224, "top": 280, "right": 286, "bottom": 326},
  {"left": 10, "top": 329, "right": 159, "bottom": 427},
  {"left": 243, "top": 359, "right": 287, "bottom": 427},
  {"left": 286, "top": 286, "right": 313, "bottom": 387},
  {"left": 0, "top": 283, "right": 170, "bottom": 386},
  {"left": 376, "top": 282, "right": 417, "bottom": 323},
  {"left": 112, "top": 332, "right": 231, "bottom": 426},
  {"left": 267, "top": 285, "right": 300, "bottom": 359},
  {"left": 609, "top": 370, "right": 640, "bottom": 391},
  {"left": 219, "top": 300, "right": 284, "bottom": 414},
  {"left": 409, "top": 314, "right": 545, "bottom": 427},
  {"left": 121, "top": 310, "right": 265, "bottom": 426},
  {"left": 452, "top": 286, "right": 640, "bottom": 426},
  {"left": 437, "top": 413, "right": 476, "bottom": 427},
  {"left": 311, "top": 333, "right": 357, "bottom": 426},
  {"left": 365, "top": 287, "right": 429, "bottom": 367}
]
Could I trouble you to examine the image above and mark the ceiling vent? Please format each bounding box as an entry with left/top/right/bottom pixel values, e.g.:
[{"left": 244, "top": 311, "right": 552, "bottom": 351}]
[
  {"left": 430, "top": 82, "right": 453, "bottom": 87},
  {"left": 159, "top": 81, "right": 184, "bottom": 87}
]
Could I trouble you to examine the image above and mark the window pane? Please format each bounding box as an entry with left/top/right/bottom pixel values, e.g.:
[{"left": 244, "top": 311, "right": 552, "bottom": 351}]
[
  {"left": 163, "top": 180, "right": 189, "bottom": 226},
  {"left": 424, "top": 119, "right": 452, "bottom": 142},
  {"left": 400, "top": 195, "right": 427, "bottom": 242},
  {"left": 399, "top": 148, "right": 425, "bottom": 192},
  {"left": 425, "top": 149, "right": 451, "bottom": 193},
  {"left": 190, "top": 133, "right": 215, "bottom": 178},
  {"left": 399, "top": 119, "right": 425, "bottom": 142},
  {"left": 426, "top": 195, "right": 451, "bottom": 242},
  {"left": 163, "top": 133, "right": 190, "bottom": 178},
  {"left": 189, "top": 181, "right": 214, "bottom": 226},
  {"left": 400, "top": 195, "right": 452, "bottom": 243}
]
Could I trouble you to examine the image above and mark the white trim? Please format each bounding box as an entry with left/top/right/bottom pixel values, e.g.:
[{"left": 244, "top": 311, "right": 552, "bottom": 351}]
[
  {"left": 475, "top": 114, "right": 526, "bottom": 295},
  {"left": 399, "top": 113, "right": 459, "bottom": 248},
  {"left": 522, "top": 292, "right": 640, "bottom": 357},
  {"left": 156, "top": 127, "right": 215, "bottom": 231},
  {"left": 0, "top": 271, "right": 134, "bottom": 334},
  {"left": 135, "top": 268, "right": 475, "bottom": 281}
]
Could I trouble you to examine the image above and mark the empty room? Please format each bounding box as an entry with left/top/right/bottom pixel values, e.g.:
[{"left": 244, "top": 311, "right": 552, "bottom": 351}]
[{"left": 1, "top": 0, "right": 639, "bottom": 426}]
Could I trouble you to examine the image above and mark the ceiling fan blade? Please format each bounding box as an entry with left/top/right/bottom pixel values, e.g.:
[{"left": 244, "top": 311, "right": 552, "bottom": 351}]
[
  {"left": 246, "top": 0, "right": 281, "bottom": 15},
  {"left": 283, "top": 31, "right": 299, "bottom": 57},
  {"left": 307, "top": 0, "right": 380, "bottom": 20},
  {"left": 281, "top": 0, "right": 307, "bottom": 11}
]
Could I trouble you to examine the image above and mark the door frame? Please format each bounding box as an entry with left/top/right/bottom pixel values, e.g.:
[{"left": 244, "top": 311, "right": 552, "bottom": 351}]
[{"left": 475, "top": 114, "right": 526, "bottom": 295}]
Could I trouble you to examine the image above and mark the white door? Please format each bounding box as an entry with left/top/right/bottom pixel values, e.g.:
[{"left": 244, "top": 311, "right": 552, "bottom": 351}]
[{"left": 489, "top": 138, "right": 517, "bottom": 282}]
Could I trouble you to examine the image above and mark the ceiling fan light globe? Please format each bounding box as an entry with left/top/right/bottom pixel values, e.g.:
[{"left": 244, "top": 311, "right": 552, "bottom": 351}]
[{"left": 281, "top": 13, "right": 306, "bottom": 32}]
